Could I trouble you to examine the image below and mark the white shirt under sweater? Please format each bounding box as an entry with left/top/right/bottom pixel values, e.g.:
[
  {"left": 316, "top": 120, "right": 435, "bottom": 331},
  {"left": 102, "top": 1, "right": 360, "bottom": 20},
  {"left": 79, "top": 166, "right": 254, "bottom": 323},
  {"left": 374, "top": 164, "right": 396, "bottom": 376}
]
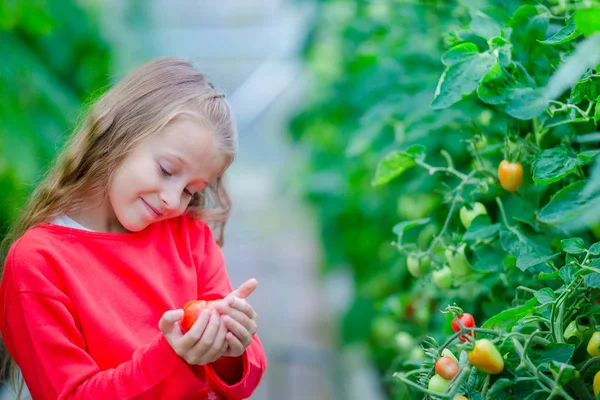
[{"left": 52, "top": 215, "right": 94, "bottom": 231}]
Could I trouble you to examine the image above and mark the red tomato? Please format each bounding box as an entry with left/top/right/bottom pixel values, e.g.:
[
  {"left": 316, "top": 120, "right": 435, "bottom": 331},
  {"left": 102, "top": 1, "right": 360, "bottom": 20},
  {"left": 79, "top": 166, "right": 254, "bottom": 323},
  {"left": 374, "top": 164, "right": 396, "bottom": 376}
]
[
  {"left": 451, "top": 313, "right": 476, "bottom": 343},
  {"left": 435, "top": 356, "right": 459, "bottom": 380},
  {"left": 498, "top": 160, "right": 523, "bottom": 192},
  {"left": 181, "top": 300, "right": 220, "bottom": 333}
]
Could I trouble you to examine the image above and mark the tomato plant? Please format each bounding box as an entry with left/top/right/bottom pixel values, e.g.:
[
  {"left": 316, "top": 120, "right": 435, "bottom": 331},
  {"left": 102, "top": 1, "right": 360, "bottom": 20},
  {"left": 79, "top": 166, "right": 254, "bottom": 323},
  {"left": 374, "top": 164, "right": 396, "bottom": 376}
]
[{"left": 290, "top": 0, "right": 600, "bottom": 398}]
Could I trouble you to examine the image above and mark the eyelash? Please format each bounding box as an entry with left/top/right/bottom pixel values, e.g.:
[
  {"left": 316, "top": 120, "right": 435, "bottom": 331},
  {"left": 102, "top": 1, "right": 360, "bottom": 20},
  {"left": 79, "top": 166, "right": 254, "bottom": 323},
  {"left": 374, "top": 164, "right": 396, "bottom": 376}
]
[{"left": 159, "top": 165, "right": 194, "bottom": 197}]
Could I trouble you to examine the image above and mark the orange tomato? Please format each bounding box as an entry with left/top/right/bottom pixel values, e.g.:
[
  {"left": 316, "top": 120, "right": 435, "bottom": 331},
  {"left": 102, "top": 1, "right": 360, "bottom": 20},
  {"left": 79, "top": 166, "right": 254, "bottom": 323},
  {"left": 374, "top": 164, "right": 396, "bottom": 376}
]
[
  {"left": 181, "top": 299, "right": 220, "bottom": 333},
  {"left": 498, "top": 160, "right": 523, "bottom": 192}
]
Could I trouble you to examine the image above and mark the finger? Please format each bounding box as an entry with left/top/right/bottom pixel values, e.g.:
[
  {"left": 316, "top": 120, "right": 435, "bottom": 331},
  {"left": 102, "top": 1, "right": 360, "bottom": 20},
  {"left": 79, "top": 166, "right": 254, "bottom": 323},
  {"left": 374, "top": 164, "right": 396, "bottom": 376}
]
[
  {"left": 158, "top": 309, "right": 184, "bottom": 334},
  {"left": 217, "top": 305, "right": 254, "bottom": 333},
  {"left": 190, "top": 311, "right": 221, "bottom": 354},
  {"left": 224, "top": 332, "right": 245, "bottom": 357},
  {"left": 227, "top": 296, "right": 258, "bottom": 320},
  {"left": 223, "top": 315, "right": 254, "bottom": 347},
  {"left": 228, "top": 278, "right": 258, "bottom": 300},
  {"left": 179, "top": 309, "right": 211, "bottom": 349},
  {"left": 204, "top": 317, "right": 228, "bottom": 362}
]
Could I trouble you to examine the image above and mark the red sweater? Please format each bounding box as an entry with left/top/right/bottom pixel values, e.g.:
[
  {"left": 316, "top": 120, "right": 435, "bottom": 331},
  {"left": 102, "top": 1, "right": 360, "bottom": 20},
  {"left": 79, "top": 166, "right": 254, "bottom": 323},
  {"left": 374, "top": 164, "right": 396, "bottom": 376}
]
[{"left": 0, "top": 215, "right": 266, "bottom": 399}]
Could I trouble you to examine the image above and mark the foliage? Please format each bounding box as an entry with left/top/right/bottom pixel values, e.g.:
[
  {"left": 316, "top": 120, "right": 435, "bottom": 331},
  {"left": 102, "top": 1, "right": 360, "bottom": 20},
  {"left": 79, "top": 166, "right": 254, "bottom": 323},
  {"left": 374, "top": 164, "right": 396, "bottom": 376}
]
[
  {"left": 289, "top": 0, "right": 600, "bottom": 398},
  {"left": 0, "top": 0, "right": 112, "bottom": 233}
]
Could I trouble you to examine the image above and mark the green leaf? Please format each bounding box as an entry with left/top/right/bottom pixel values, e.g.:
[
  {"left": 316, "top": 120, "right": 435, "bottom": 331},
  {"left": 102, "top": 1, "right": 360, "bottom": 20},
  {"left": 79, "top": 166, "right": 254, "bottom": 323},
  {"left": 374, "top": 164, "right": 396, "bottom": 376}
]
[
  {"left": 470, "top": 10, "right": 501, "bottom": 40},
  {"left": 472, "top": 245, "right": 504, "bottom": 272},
  {"left": 463, "top": 215, "right": 500, "bottom": 242},
  {"left": 510, "top": 5, "right": 550, "bottom": 61},
  {"left": 482, "top": 298, "right": 537, "bottom": 329},
  {"left": 504, "top": 87, "right": 548, "bottom": 120},
  {"left": 538, "top": 270, "right": 560, "bottom": 280},
  {"left": 530, "top": 343, "right": 575, "bottom": 365},
  {"left": 570, "top": 75, "right": 600, "bottom": 104},
  {"left": 392, "top": 218, "right": 431, "bottom": 246},
  {"left": 372, "top": 152, "right": 416, "bottom": 186},
  {"left": 574, "top": 8, "right": 600, "bottom": 37},
  {"left": 584, "top": 273, "right": 600, "bottom": 288},
  {"left": 561, "top": 238, "right": 586, "bottom": 254},
  {"left": 534, "top": 288, "right": 556, "bottom": 305},
  {"left": 431, "top": 51, "right": 496, "bottom": 109},
  {"left": 539, "top": 17, "right": 581, "bottom": 45},
  {"left": 596, "top": 95, "right": 600, "bottom": 124},
  {"left": 538, "top": 181, "right": 587, "bottom": 224},
  {"left": 589, "top": 242, "right": 600, "bottom": 255},
  {"left": 441, "top": 43, "right": 480, "bottom": 66},
  {"left": 517, "top": 252, "right": 558, "bottom": 272},
  {"left": 533, "top": 148, "right": 581, "bottom": 184},
  {"left": 559, "top": 264, "right": 577, "bottom": 283}
]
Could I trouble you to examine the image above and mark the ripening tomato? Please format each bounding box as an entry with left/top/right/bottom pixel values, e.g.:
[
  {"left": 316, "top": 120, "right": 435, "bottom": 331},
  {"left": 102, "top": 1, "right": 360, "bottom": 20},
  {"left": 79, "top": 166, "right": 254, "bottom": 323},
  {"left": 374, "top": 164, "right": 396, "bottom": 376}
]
[
  {"left": 498, "top": 160, "right": 523, "bottom": 192},
  {"left": 459, "top": 202, "right": 487, "bottom": 229},
  {"left": 451, "top": 313, "right": 476, "bottom": 343},
  {"left": 454, "top": 396, "right": 469, "bottom": 400},
  {"left": 587, "top": 331, "right": 600, "bottom": 357},
  {"left": 181, "top": 299, "right": 220, "bottom": 333},
  {"left": 468, "top": 339, "right": 504, "bottom": 375},
  {"left": 435, "top": 356, "right": 459, "bottom": 380},
  {"left": 594, "top": 370, "right": 600, "bottom": 397}
]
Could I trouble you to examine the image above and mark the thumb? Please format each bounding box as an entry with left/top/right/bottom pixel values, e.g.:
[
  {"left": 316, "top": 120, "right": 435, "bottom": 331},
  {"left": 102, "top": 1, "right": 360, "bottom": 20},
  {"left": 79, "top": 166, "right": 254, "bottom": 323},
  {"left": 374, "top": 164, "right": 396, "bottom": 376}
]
[
  {"left": 228, "top": 278, "right": 258, "bottom": 300},
  {"left": 158, "top": 309, "right": 184, "bottom": 334}
]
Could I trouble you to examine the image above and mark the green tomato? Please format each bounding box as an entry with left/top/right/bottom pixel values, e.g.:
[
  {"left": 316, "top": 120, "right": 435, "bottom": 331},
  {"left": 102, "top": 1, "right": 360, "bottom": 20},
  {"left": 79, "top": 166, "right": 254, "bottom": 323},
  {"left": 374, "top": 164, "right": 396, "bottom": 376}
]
[
  {"left": 428, "top": 374, "right": 450, "bottom": 393},
  {"left": 441, "top": 348, "right": 459, "bottom": 363},
  {"left": 394, "top": 332, "right": 415, "bottom": 352},
  {"left": 473, "top": 134, "right": 488, "bottom": 150},
  {"left": 477, "top": 110, "right": 493, "bottom": 126},
  {"left": 446, "top": 244, "right": 472, "bottom": 278},
  {"left": 407, "top": 255, "right": 429, "bottom": 277},
  {"left": 563, "top": 319, "right": 593, "bottom": 348},
  {"left": 459, "top": 202, "right": 487, "bottom": 229},
  {"left": 433, "top": 266, "right": 453, "bottom": 289}
]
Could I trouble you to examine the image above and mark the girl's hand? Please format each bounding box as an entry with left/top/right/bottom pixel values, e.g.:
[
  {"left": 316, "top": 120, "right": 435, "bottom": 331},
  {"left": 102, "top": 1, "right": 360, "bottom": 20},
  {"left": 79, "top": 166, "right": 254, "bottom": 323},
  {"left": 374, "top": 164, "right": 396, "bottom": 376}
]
[
  {"left": 159, "top": 308, "right": 229, "bottom": 365},
  {"left": 215, "top": 279, "right": 259, "bottom": 357}
]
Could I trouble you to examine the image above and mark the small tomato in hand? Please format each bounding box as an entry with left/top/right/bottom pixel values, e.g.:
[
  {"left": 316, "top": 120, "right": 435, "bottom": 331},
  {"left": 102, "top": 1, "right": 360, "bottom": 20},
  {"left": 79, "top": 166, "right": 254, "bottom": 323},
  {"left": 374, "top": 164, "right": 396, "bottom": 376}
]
[
  {"left": 498, "top": 160, "right": 523, "bottom": 192},
  {"left": 428, "top": 374, "right": 450, "bottom": 393},
  {"left": 435, "top": 356, "right": 459, "bottom": 380},
  {"left": 451, "top": 312, "right": 476, "bottom": 343},
  {"left": 467, "top": 339, "right": 504, "bottom": 374},
  {"left": 181, "top": 299, "right": 220, "bottom": 333}
]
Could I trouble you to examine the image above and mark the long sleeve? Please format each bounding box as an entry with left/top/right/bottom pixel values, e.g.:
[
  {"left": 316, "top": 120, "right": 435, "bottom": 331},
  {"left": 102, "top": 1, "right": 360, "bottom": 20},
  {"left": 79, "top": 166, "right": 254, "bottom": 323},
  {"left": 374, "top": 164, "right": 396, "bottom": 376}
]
[
  {"left": 192, "top": 221, "right": 267, "bottom": 400},
  {"left": 2, "top": 292, "right": 211, "bottom": 400}
]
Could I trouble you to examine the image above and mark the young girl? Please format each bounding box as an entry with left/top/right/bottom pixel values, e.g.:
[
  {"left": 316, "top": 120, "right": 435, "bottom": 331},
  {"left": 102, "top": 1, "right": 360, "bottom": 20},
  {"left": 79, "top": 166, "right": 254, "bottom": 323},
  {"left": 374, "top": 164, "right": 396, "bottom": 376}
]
[{"left": 0, "top": 57, "right": 266, "bottom": 399}]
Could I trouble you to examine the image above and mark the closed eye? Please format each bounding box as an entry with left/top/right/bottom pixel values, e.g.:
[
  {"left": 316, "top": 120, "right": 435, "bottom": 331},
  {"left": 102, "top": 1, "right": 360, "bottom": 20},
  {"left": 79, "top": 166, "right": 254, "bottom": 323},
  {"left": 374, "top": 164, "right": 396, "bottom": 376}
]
[{"left": 159, "top": 165, "right": 172, "bottom": 177}]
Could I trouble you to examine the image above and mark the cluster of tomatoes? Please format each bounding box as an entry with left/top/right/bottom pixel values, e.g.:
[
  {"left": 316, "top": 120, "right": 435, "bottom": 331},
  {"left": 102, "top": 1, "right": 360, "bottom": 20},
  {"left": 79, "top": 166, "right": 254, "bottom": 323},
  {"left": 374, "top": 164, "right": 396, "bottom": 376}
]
[{"left": 428, "top": 313, "right": 504, "bottom": 397}]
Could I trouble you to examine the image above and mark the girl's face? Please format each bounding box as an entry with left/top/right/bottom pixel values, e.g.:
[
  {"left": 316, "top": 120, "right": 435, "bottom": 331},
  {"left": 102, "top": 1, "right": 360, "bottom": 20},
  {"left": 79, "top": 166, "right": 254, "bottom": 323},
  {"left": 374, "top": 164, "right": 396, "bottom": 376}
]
[{"left": 107, "top": 118, "right": 228, "bottom": 232}]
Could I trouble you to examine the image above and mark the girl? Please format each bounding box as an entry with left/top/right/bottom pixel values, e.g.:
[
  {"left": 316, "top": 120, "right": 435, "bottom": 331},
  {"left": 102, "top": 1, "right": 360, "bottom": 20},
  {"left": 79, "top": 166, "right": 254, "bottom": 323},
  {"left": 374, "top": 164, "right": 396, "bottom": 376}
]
[{"left": 0, "top": 57, "right": 266, "bottom": 399}]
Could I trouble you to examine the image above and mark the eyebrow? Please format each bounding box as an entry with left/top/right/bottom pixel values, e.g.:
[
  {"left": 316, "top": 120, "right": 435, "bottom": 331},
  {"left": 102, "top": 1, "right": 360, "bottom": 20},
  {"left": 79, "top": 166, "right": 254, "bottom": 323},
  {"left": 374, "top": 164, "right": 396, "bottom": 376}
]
[{"left": 164, "top": 152, "right": 208, "bottom": 185}]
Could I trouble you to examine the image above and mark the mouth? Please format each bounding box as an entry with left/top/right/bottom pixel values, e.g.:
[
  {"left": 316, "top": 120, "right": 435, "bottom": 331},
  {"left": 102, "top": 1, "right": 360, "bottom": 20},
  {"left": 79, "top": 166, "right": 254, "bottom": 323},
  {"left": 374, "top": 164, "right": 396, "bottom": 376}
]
[{"left": 141, "top": 198, "right": 163, "bottom": 218}]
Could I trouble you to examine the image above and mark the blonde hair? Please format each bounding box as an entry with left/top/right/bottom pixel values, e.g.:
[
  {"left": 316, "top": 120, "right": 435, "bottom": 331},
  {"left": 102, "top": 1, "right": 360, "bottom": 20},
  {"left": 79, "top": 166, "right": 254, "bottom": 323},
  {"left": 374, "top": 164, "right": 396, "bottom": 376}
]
[{"left": 0, "top": 57, "right": 238, "bottom": 393}]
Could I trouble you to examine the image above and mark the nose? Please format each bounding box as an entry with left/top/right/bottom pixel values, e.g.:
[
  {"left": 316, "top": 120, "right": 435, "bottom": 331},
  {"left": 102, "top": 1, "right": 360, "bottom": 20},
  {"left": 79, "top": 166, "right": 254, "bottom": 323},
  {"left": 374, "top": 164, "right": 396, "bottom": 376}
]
[{"left": 159, "top": 187, "right": 180, "bottom": 212}]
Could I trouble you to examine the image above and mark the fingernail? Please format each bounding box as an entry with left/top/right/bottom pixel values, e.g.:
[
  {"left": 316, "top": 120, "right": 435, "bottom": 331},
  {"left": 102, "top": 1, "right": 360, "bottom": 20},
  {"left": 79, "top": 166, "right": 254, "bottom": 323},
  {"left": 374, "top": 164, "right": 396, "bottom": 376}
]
[{"left": 228, "top": 296, "right": 236, "bottom": 305}]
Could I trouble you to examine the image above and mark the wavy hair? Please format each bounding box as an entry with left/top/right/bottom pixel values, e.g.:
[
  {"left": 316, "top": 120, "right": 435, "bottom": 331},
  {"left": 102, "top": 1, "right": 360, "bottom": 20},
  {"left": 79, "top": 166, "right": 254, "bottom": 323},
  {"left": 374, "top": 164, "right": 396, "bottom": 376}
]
[{"left": 0, "top": 56, "right": 238, "bottom": 394}]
